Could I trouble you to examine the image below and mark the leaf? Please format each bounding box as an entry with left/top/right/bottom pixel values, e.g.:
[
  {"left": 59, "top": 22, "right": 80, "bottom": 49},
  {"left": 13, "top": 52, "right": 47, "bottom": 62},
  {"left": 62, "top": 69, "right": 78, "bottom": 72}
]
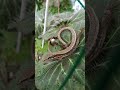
[
  {"left": 35, "top": 6, "right": 85, "bottom": 90},
  {"left": 8, "top": 12, "right": 34, "bottom": 34}
]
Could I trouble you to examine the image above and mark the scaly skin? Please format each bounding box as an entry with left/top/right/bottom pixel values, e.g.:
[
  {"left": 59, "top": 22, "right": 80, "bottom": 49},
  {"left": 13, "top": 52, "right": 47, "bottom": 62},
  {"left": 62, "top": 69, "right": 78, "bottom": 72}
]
[
  {"left": 86, "top": 4, "right": 99, "bottom": 63},
  {"left": 42, "top": 27, "right": 84, "bottom": 63},
  {"left": 86, "top": 3, "right": 112, "bottom": 65}
]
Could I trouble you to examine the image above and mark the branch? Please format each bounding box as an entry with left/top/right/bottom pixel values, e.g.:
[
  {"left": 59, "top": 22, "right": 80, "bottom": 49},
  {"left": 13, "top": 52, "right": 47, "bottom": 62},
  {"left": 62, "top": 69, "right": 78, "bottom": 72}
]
[{"left": 16, "top": 0, "right": 28, "bottom": 53}]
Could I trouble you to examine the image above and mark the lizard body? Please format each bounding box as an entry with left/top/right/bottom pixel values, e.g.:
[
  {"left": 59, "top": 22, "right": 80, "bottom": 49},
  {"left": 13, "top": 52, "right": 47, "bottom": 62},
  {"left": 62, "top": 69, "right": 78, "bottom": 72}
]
[
  {"left": 86, "top": 3, "right": 112, "bottom": 65},
  {"left": 86, "top": 4, "right": 99, "bottom": 61},
  {"left": 86, "top": 3, "right": 112, "bottom": 64},
  {"left": 42, "top": 27, "right": 84, "bottom": 62}
]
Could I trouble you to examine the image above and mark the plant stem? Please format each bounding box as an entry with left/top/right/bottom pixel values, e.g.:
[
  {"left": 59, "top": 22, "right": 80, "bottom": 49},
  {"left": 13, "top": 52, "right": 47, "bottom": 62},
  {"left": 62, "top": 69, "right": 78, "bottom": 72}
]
[
  {"left": 42, "top": 0, "right": 49, "bottom": 48},
  {"left": 16, "top": 0, "right": 28, "bottom": 53},
  {"left": 58, "top": 46, "right": 85, "bottom": 90}
]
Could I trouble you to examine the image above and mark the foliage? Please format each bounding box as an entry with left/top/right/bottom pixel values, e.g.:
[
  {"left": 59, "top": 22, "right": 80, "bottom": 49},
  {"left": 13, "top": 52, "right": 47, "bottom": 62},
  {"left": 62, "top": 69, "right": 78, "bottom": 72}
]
[
  {"left": 0, "top": 0, "right": 35, "bottom": 89},
  {"left": 86, "top": 0, "right": 120, "bottom": 90},
  {"left": 35, "top": 0, "right": 72, "bottom": 13},
  {"left": 49, "top": 0, "right": 73, "bottom": 14},
  {"left": 35, "top": 1, "right": 85, "bottom": 89}
]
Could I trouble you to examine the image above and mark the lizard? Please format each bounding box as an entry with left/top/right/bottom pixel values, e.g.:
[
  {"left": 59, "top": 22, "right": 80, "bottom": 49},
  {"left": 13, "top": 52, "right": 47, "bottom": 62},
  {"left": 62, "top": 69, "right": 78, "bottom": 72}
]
[
  {"left": 41, "top": 27, "right": 84, "bottom": 63},
  {"left": 86, "top": 3, "right": 112, "bottom": 65},
  {"left": 85, "top": 4, "right": 99, "bottom": 63}
]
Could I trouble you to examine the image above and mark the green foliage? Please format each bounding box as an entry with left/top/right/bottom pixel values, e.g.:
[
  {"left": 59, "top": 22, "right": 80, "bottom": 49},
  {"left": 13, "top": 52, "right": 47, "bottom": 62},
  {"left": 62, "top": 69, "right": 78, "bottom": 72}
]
[
  {"left": 35, "top": 3, "right": 85, "bottom": 89},
  {"left": 35, "top": 0, "right": 44, "bottom": 10},
  {"left": 35, "top": 38, "right": 48, "bottom": 54},
  {"left": 35, "top": 0, "right": 72, "bottom": 13},
  {"left": 0, "top": 0, "right": 35, "bottom": 89},
  {"left": 58, "top": 46, "right": 85, "bottom": 90},
  {"left": 0, "top": 59, "right": 34, "bottom": 90},
  {"left": 49, "top": 0, "right": 73, "bottom": 14},
  {"left": 0, "top": 30, "right": 32, "bottom": 63}
]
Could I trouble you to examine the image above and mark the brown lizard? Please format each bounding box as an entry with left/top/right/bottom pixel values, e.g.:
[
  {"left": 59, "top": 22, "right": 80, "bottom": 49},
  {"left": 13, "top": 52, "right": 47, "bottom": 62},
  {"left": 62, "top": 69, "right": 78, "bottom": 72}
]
[
  {"left": 86, "top": 3, "right": 112, "bottom": 65},
  {"left": 88, "top": 4, "right": 112, "bottom": 62},
  {"left": 41, "top": 27, "right": 84, "bottom": 63},
  {"left": 86, "top": 4, "right": 99, "bottom": 63}
]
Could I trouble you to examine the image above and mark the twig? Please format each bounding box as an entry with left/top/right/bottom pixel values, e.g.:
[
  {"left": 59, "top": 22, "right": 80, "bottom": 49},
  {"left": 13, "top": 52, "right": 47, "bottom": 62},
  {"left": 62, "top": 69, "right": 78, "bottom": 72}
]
[
  {"left": 42, "top": 0, "right": 49, "bottom": 48},
  {"left": 16, "top": 0, "right": 28, "bottom": 53},
  {"left": 77, "top": 0, "right": 85, "bottom": 9},
  {"left": 58, "top": 0, "right": 60, "bottom": 14}
]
